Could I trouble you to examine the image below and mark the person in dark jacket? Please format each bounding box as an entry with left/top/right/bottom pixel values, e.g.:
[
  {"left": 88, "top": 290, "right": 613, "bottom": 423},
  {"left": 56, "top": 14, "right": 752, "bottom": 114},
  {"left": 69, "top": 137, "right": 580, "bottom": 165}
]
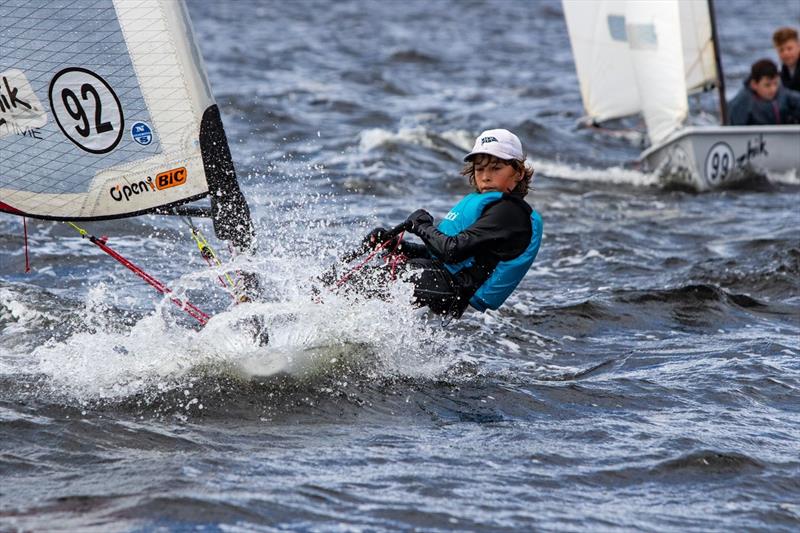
[
  {"left": 357, "top": 129, "right": 543, "bottom": 318},
  {"left": 727, "top": 59, "right": 800, "bottom": 126},
  {"left": 773, "top": 27, "right": 800, "bottom": 92}
]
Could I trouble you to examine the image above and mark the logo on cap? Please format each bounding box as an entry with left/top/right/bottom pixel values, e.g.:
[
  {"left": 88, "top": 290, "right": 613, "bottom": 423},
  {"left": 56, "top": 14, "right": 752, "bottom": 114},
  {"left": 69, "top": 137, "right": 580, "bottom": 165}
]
[{"left": 481, "top": 136, "right": 498, "bottom": 145}]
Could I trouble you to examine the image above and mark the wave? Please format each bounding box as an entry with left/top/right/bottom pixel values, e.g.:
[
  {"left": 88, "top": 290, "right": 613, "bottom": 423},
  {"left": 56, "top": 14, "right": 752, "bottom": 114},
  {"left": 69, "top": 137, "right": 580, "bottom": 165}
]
[
  {"left": 765, "top": 168, "right": 800, "bottom": 186},
  {"left": 525, "top": 282, "right": 796, "bottom": 341},
  {"left": 358, "top": 126, "right": 468, "bottom": 158},
  {"left": 387, "top": 49, "right": 440, "bottom": 64},
  {"left": 686, "top": 245, "right": 800, "bottom": 300},
  {"left": 1, "top": 276, "right": 456, "bottom": 407},
  {"left": 652, "top": 450, "right": 764, "bottom": 476},
  {"left": 354, "top": 126, "right": 662, "bottom": 189},
  {"left": 578, "top": 450, "right": 766, "bottom": 488},
  {"left": 354, "top": 129, "right": 795, "bottom": 192},
  {"left": 616, "top": 284, "right": 767, "bottom": 309},
  {"left": 347, "top": 125, "right": 797, "bottom": 192}
]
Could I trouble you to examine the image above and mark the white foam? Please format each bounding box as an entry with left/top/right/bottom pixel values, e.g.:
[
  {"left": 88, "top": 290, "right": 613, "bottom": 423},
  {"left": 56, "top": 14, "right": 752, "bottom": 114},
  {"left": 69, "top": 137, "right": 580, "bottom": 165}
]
[
  {"left": 532, "top": 159, "right": 659, "bottom": 187},
  {"left": 30, "top": 275, "right": 454, "bottom": 403},
  {"left": 357, "top": 126, "right": 660, "bottom": 188},
  {"left": 766, "top": 168, "right": 800, "bottom": 186},
  {"left": 359, "top": 127, "right": 437, "bottom": 152},
  {"left": 18, "top": 171, "right": 458, "bottom": 404},
  {"left": 552, "top": 249, "right": 607, "bottom": 268},
  {"left": 0, "top": 288, "right": 54, "bottom": 329}
]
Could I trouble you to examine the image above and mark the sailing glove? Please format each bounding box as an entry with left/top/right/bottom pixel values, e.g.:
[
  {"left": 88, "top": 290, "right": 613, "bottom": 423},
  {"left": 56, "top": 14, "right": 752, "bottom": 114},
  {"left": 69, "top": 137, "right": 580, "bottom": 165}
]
[
  {"left": 364, "top": 227, "right": 390, "bottom": 247},
  {"left": 405, "top": 209, "right": 434, "bottom": 234}
]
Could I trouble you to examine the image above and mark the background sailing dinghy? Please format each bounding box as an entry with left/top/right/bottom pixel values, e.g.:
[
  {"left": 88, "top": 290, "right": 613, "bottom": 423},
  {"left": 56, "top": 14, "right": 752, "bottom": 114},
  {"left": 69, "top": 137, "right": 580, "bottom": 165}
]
[
  {"left": 0, "top": 0, "right": 258, "bottom": 324},
  {"left": 562, "top": 0, "right": 800, "bottom": 191}
]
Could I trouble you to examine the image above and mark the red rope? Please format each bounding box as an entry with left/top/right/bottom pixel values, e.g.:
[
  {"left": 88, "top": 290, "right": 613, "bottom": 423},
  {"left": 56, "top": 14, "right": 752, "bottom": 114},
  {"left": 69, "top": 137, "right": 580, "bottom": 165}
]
[
  {"left": 335, "top": 232, "right": 407, "bottom": 287},
  {"left": 386, "top": 231, "right": 406, "bottom": 280},
  {"left": 335, "top": 241, "right": 388, "bottom": 287},
  {"left": 88, "top": 236, "right": 210, "bottom": 325},
  {"left": 23, "top": 217, "right": 30, "bottom": 273}
]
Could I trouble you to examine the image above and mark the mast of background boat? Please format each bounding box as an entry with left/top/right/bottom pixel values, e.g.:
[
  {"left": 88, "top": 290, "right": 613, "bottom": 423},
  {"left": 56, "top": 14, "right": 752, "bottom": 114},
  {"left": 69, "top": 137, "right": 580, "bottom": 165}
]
[{"left": 708, "top": 0, "right": 728, "bottom": 125}]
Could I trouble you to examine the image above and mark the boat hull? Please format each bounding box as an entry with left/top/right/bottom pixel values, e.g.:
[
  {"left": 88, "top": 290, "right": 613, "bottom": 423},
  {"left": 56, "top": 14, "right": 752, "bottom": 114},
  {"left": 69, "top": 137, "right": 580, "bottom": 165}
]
[{"left": 639, "top": 125, "right": 800, "bottom": 190}]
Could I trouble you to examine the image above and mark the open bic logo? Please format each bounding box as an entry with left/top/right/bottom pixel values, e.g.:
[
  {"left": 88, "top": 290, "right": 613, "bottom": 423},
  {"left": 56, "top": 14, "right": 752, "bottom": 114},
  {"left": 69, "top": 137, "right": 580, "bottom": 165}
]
[
  {"left": 109, "top": 167, "right": 187, "bottom": 202},
  {"left": 156, "top": 167, "right": 187, "bottom": 190}
]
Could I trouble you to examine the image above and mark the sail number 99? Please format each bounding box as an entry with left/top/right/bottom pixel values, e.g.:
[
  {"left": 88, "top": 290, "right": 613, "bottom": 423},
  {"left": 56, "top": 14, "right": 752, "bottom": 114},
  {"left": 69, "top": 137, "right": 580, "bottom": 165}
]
[
  {"left": 49, "top": 68, "right": 123, "bottom": 154},
  {"left": 704, "top": 142, "right": 735, "bottom": 185}
]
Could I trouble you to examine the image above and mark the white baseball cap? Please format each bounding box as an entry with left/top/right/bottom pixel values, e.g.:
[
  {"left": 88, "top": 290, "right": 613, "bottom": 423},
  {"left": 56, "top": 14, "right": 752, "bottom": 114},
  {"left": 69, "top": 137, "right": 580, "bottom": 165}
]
[{"left": 464, "top": 128, "right": 524, "bottom": 162}]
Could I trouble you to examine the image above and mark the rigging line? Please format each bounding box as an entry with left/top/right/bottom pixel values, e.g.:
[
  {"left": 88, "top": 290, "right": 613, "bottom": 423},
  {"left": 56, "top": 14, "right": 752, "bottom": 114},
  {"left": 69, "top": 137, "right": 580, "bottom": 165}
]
[
  {"left": 330, "top": 222, "right": 412, "bottom": 289},
  {"left": 388, "top": 231, "right": 406, "bottom": 280},
  {"left": 178, "top": 214, "right": 246, "bottom": 302},
  {"left": 23, "top": 217, "right": 30, "bottom": 273},
  {"left": 335, "top": 237, "right": 399, "bottom": 288},
  {"left": 65, "top": 222, "right": 210, "bottom": 326}
]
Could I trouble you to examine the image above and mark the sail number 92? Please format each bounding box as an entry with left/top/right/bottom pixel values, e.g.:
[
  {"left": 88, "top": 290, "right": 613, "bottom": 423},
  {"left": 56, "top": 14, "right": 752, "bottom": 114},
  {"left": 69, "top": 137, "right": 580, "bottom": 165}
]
[{"left": 49, "top": 68, "right": 123, "bottom": 154}]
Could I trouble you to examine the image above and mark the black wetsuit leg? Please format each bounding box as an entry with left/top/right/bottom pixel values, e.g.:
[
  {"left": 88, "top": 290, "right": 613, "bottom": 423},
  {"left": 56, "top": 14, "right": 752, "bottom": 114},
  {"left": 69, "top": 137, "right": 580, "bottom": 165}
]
[
  {"left": 331, "top": 257, "right": 463, "bottom": 316},
  {"left": 403, "top": 258, "right": 462, "bottom": 316}
]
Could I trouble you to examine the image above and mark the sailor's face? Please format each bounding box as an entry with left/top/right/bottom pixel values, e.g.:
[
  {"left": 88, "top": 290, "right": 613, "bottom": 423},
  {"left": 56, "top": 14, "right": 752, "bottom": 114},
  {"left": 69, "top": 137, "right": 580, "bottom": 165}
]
[
  {"left": 472, "top": 155, "right": 521, "bottom": 194},
  {"left": 750, "top": 76, "right": 780, "bottom": 101},
  {"left": 777, "top": 39, "right": 799, "bottom": 68}
]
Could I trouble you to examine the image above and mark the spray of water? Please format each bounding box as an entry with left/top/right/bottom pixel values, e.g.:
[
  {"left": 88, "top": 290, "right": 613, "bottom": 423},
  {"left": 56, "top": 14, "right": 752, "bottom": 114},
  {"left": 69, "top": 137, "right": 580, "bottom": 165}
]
[{"left": 19, "top": 160, "right": 459, "bottom": 406}]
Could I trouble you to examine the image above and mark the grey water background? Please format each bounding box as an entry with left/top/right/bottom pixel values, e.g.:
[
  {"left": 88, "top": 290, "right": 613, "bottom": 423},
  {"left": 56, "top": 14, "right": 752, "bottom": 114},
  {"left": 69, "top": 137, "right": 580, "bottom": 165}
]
[{"left": 2, "top": 0, "right": 800, "bottom": 530}]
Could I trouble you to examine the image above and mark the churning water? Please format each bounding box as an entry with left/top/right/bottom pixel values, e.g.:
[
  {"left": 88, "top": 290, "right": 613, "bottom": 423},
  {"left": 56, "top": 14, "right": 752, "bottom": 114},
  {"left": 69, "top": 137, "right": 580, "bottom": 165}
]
[{"left": 1, "top": 0, "right": 799, "bottom": 531}]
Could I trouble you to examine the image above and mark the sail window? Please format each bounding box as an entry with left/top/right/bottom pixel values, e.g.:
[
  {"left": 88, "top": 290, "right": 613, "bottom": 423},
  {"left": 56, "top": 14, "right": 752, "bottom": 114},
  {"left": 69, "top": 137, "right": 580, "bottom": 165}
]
[
  {"left": 607, "top": 15, "right": 628, "bottom": 42},
  {"left": 627, "top": 23, "right": 658, "bottom": 50}
]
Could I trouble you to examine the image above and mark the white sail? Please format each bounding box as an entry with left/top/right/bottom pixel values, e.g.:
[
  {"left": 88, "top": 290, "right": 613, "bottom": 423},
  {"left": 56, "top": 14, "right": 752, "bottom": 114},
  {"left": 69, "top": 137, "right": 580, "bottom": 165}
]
[
  {"left": 627, "top": 1, "right": 689, "bottom": 144},
  {"left": 0, "top": 0, "right": 227, "bottom": 221},
  {"left": 562, "top": 0, "right": 642, "bottom": 123},
  {"left": 678, "top": 0, "right": 718, "bottom": 93},
  {"left": 562, "top": 0, "right": 719, "bottom": 143}
]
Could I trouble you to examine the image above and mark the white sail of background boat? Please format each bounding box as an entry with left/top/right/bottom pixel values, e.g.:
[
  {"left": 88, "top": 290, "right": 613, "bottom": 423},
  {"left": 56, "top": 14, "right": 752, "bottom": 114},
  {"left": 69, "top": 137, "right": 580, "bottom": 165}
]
[{"left": 562, "top": 0, "right": 800, "bottom": 190}]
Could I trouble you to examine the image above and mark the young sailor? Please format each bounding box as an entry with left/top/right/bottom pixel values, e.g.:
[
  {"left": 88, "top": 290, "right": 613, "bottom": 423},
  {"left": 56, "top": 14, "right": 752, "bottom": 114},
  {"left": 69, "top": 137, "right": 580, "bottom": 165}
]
[
  {"left": 773, "top": 27, "right": 800, "bottom": 92},
  {"left": 366, "top": 129, "right": 543, "bottom": 318},
  {"left": 728, "top": 59, "right": 800, "bottom": 126}
]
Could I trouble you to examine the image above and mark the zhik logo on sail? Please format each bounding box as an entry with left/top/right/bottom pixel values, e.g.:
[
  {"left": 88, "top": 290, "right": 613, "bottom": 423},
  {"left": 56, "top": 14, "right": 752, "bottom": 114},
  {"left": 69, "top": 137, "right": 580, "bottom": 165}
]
[
  {"left": 0, "top": 69, "right": 48, "bottom": 138},
  {"left": 110, "top": 167, "right": 187, "bottom": 202}
]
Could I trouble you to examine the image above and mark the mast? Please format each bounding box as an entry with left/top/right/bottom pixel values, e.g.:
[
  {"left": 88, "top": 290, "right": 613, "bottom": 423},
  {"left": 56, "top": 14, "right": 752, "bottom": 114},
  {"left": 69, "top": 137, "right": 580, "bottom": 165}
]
[
  {"left": 707, "top": 0, "right": 728, "bottom": 124},
  {"left": 200, "top": 104, "right": 261, "bottom": 300},
  {"left": 200, "top": 105, "right": 255, "bottom": 253}
]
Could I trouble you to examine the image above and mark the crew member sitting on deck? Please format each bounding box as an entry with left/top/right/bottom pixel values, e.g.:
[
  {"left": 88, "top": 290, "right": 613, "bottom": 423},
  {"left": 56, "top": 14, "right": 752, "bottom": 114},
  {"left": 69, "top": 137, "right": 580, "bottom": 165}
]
[
  {"left": 363, "top": 129, "right": 543, "bottom": 318},
  {"left": 728, "top": 59, "right": 800, "bottom": 126},
  {"left": 773, "top": 27, "right": 800, "bottom": 92}
]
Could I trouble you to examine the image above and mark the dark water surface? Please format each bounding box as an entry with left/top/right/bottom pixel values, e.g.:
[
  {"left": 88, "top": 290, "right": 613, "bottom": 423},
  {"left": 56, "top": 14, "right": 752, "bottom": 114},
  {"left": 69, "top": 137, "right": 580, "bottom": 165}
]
[{"left": 2, "top": 1, "right": 800, "bottom": 531}]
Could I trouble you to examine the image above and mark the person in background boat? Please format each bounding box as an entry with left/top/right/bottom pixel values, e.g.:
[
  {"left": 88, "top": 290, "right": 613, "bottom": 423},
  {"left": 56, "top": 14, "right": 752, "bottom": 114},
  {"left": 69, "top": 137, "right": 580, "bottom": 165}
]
[
  {"left": 727, "top": 59, "right": 800, "bottom": 126},
  {"left": 773, "top": 27, "right": 800, "bottom": 92},
  {"left": 362, "top": 129, "right": 543, "bottom": 319}
]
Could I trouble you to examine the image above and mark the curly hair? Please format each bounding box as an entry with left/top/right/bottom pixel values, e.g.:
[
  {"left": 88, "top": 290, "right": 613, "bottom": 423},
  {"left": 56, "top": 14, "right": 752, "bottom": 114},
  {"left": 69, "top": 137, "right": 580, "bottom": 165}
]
[{"left": 460, "top": 154, "right": 534, "bottom": 197}]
